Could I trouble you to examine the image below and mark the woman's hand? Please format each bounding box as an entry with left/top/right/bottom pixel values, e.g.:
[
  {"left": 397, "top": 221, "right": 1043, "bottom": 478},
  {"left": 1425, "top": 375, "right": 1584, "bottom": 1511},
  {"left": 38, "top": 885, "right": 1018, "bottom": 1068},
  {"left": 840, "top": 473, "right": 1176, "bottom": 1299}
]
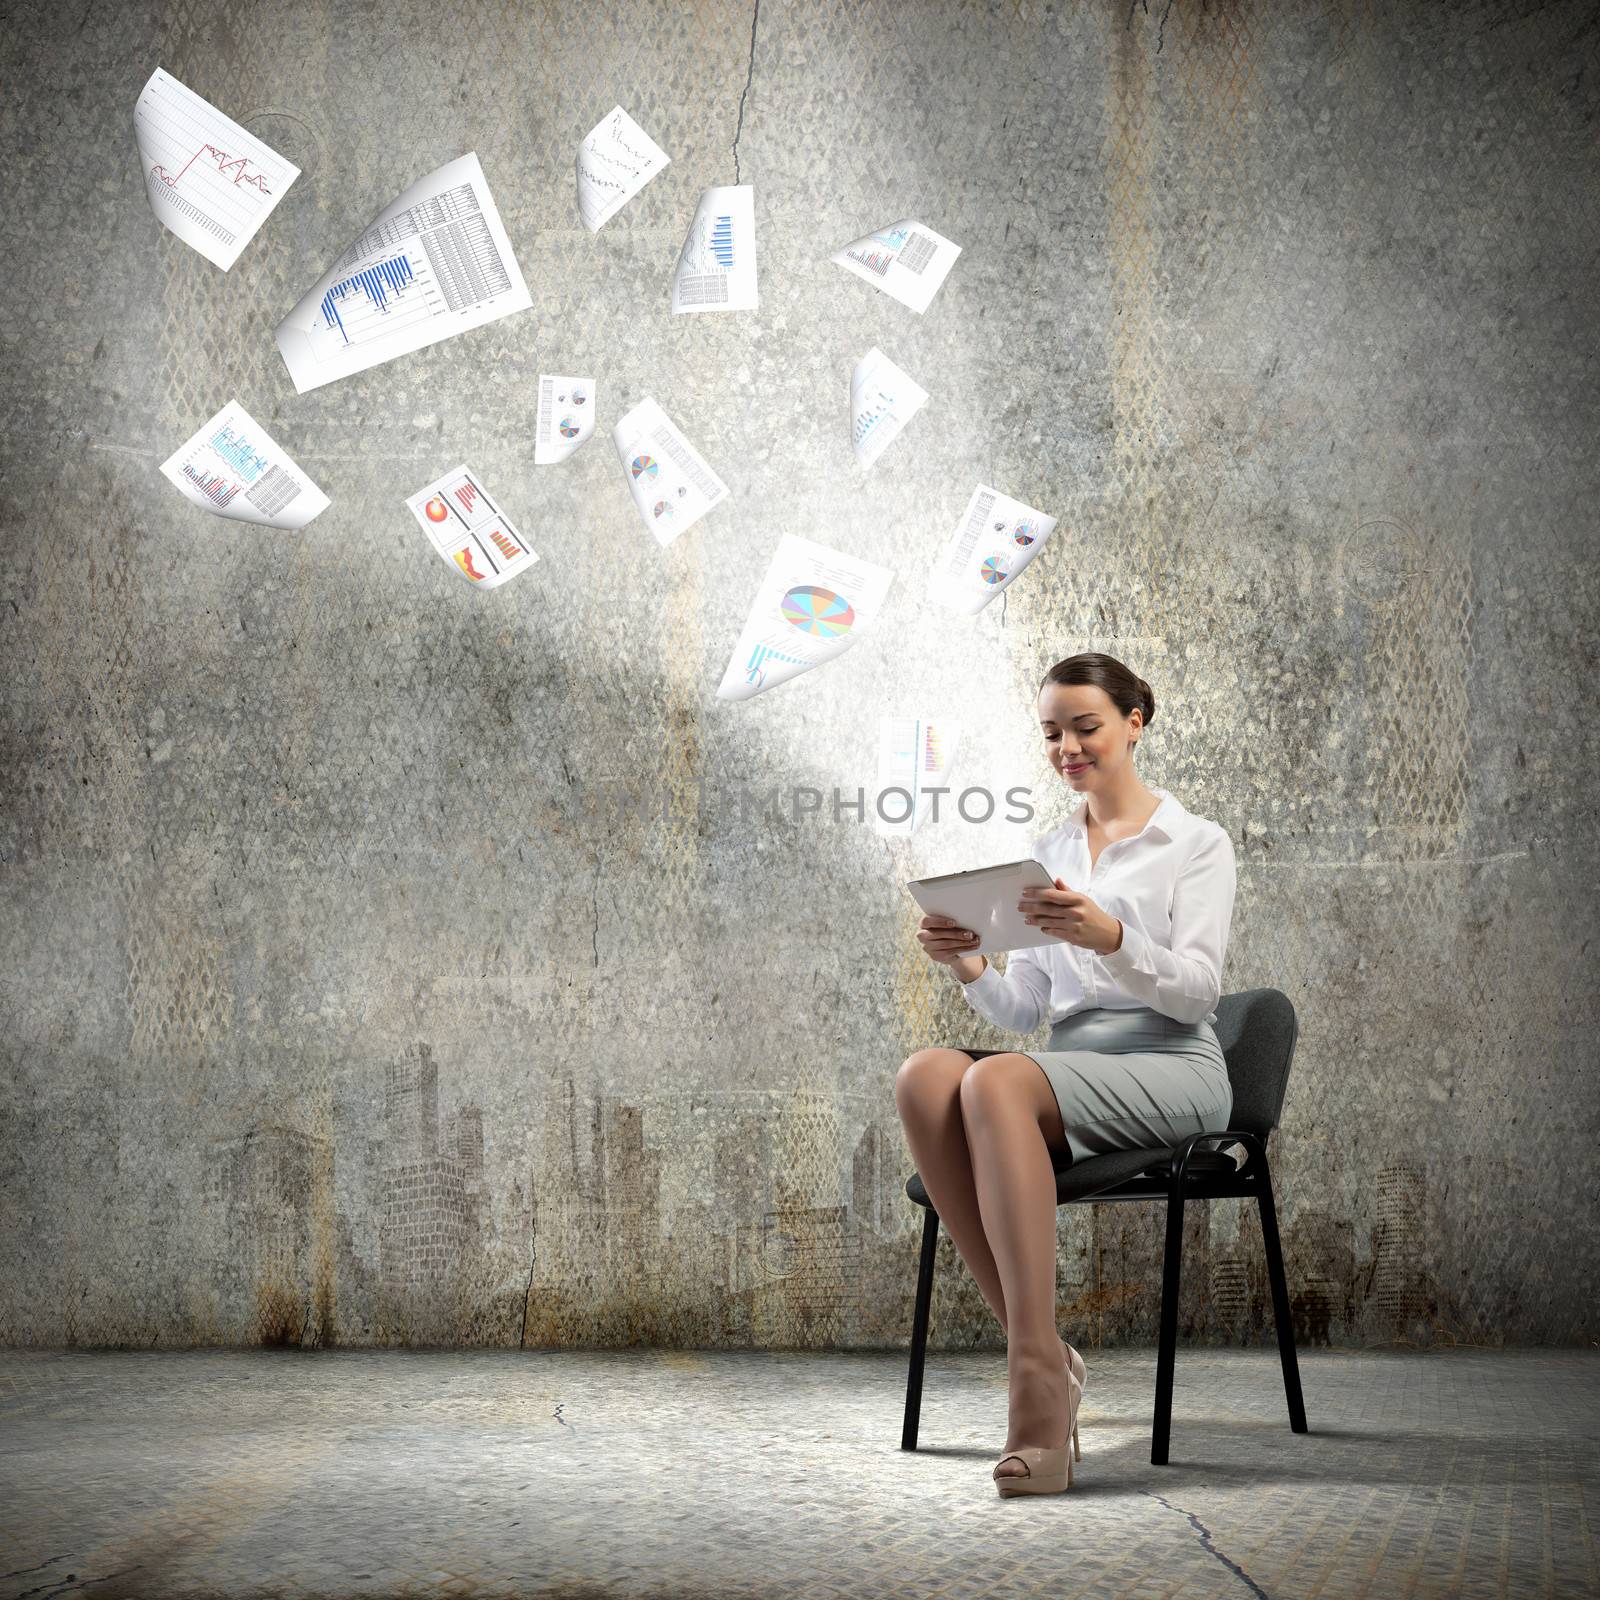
[
  {"left": 1018, "top": 879, "right": 1124, "bottom": 955},
  {"left": 916, "top": 914, "right": 982, "bottom": 967}
]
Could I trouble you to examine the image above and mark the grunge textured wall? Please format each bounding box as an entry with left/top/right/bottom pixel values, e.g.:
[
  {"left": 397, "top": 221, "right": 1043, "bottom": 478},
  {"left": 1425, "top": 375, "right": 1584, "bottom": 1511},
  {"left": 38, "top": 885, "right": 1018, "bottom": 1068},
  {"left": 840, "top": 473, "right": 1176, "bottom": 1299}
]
[{"left": 2, "top": 0, "right": 1596, "bottom": 1350}]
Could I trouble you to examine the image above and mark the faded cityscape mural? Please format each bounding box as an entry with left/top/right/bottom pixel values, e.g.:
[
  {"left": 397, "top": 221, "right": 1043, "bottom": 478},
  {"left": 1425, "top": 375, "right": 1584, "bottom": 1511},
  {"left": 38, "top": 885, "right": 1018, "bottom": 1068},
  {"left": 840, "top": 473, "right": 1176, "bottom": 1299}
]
[{"left": 2, "top": 0, "right": 1596, "bottom": 1352}]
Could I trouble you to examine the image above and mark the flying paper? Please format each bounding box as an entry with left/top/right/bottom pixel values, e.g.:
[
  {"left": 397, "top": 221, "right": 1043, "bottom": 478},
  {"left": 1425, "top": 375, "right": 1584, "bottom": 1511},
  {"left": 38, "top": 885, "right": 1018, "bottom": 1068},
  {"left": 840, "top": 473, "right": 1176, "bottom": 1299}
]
[
  {"left": 611, "top": 397, "right": 728, "bottom": 546},
  {"left": 875, "top": 716, "right": 962, "bottom": 836},
  {"left": 404, "top": 466, "right": 539, "bottom": 589},
  {"left": 577, "top": 106, "right": 670, "bottom": 232},
  {"left": 275, "top": 153, "right": 531, "bottom": 392},
  {"left": 160, "top": 400, "right": 328, "bottom": 529},
  {"left": 832, "top": 220, "right": 961, "bottom": 314},
  {"left": 717, "top": 536, "right": 895, "bottom": 701},
  {"left": 928, "top": 486, "right": 1058, "bottom": 615},
  {"left": 672, "top": 185, "right": 758, "bottom": 313},
  {"left": 535, "top": 374, "right": 597, "bottom": 464},
  {"left": 135, "top": 68, "right": 299, "bottom": 270},
  {"left": 851, "top": 348, "right": 928, "bottom": 468}
]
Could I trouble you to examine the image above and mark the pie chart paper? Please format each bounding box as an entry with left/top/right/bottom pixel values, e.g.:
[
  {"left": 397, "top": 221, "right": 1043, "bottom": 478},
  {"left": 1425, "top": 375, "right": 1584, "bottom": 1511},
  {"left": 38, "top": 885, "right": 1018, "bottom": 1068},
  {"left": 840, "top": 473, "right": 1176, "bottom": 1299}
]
[
  {"left": 717, "top": 535, "right": 895, "bottom": 701},
  {"left": 535, "top": 373, "right": 597, "bottom": 464},
  {"left": 611, "top": 396, "right": 728, "bottom": 546},
  {"left": 928, "top": 485, "right": 1058, "bottom": 615}
]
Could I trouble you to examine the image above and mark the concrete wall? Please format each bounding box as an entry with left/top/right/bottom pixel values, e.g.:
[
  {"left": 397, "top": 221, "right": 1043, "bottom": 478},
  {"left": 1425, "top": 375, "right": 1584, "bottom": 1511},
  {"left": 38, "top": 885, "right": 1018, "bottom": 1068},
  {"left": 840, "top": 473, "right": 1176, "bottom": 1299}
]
[{"left": 2, "top": 0, "right": 1596, "bottom": 1349}]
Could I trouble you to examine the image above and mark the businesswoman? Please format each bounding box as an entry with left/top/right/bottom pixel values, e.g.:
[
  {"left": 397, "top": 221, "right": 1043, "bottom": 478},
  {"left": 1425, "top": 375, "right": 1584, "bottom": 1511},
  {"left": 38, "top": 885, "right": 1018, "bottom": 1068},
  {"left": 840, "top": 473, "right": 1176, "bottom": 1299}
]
[{"left": 895, "top": 651, "right": 1237, "bottom": 1497}]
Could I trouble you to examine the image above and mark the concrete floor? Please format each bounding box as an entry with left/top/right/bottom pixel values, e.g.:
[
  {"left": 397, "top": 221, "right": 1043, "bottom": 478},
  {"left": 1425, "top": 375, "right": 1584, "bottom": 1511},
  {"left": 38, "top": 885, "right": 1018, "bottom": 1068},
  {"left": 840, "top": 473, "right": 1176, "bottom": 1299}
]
[{"left": 2, "top": 1347, "right": 1595, "bottom": 1599}]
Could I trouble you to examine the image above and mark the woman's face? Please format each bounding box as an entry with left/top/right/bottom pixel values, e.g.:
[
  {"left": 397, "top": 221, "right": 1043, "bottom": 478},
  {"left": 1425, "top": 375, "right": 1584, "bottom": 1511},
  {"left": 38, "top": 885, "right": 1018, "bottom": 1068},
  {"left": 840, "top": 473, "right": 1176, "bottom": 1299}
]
[{"left": 1038, "top": 682, "right": 1141, "bottom": 793}]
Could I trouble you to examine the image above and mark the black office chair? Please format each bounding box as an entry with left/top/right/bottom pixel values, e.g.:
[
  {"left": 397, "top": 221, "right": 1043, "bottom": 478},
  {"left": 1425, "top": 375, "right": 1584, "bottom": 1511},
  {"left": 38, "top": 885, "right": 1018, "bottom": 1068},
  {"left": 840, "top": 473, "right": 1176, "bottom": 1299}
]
[{"left": 899, "top": 987, "right": 1309, "bottom": 1465}]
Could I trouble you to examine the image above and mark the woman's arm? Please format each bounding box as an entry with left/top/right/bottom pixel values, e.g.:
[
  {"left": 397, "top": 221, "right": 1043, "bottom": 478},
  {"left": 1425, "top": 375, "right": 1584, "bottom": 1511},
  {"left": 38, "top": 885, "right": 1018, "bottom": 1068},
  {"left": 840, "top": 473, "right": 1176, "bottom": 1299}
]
[
  {"left": 952, "top": 941, "right": 1053, "bottom": 1034},
  {"left": 1099, "top": 826, "right": 1236, "bottom": 1023}
]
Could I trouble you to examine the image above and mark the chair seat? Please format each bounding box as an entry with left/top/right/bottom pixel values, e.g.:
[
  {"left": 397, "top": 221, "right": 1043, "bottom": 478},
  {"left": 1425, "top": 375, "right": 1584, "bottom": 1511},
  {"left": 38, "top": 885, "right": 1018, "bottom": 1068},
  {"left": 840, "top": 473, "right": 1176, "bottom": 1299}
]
[{"left": 905, "top": 1145, "right": 1241, "bottom": 1209}]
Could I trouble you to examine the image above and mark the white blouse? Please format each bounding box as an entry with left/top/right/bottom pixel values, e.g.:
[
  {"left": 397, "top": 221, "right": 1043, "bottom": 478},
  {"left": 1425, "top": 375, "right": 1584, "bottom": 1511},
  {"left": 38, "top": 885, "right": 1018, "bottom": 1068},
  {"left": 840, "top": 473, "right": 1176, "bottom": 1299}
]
[{"left": 958, "top": 787, "right": 1236, "bottom": 1031}]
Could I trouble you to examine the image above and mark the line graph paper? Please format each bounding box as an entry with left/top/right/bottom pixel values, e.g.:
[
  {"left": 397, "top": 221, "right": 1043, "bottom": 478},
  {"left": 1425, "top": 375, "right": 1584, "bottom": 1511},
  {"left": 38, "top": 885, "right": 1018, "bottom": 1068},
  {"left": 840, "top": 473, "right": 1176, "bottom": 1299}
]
[
  {"left": 577, "top": 105, "right": 671, "bottom": 231},
  {"left": 134, "top": 68, "right": 299, "bottom": 271}
]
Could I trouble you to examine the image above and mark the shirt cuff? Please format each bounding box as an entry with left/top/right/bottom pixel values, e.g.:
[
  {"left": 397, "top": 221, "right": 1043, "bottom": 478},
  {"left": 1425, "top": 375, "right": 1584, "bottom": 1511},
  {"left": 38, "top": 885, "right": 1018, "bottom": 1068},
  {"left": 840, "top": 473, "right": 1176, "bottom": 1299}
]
[
  {"left": 961, "top": 959, "right": 1008, "bottom": 1005},
  {"left": 1100, "top": 920, "right": 1155, "bottom": 979}
]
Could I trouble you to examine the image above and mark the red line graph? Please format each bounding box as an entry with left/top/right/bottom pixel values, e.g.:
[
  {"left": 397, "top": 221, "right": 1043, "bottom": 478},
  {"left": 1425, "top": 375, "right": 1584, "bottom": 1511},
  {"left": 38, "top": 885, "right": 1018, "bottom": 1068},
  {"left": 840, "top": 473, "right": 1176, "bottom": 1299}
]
[{"left": 151, "top": 143, "right": 272, "bottom": 196}]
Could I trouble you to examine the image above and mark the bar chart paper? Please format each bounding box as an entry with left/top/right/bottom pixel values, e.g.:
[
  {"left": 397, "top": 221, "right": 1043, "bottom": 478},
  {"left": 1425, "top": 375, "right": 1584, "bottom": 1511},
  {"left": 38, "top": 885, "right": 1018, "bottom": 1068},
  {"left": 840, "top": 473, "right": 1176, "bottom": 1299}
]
[
  {"left": 404, "top": 465, "right": 539, "bottom": 589},
  {"left": 672, "top": 185, "right": 758, "bottom": 313},
  {"left": 851, "top": 347, "right": 928, "bottom": 468},
  {"left": 831, "top": 219, "right": 962, "bottom": 314},
  {"left": 716, "top": 535, "right": 895, "bottom": 701},
  {"left": 275, "top": 153, "right": 531, "bottom": 392},
  {"left": 875, "top": 716, "right": 962, "bottom": 836},
  {"left": 159, "top": 400, "right": 329, "bottom": 529},
  {"left": 135, "top": 69, "right": 300, "bottom": 271}
]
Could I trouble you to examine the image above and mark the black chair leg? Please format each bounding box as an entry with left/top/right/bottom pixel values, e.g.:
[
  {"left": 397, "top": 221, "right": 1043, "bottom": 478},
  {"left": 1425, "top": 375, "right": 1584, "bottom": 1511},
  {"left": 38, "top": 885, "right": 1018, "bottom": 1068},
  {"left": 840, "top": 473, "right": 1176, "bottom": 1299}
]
[
  {"left": 1256, "top": 1158, "right": 1309, "bottom": 1434},
  {"left": 901, "top": 1207, "right": 940, "bottom": 1451},
  {"left": 1151, "top": 1186, "right": 1186, "bottom": 1465}
]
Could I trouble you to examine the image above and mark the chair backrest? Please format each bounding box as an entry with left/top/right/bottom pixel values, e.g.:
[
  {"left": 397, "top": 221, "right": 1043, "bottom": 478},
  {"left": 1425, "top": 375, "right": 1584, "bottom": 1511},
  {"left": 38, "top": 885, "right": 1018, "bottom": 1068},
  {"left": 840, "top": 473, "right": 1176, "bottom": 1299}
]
[{"left": 1212, "top": 988, "right": 1299, "bottom": 1139}]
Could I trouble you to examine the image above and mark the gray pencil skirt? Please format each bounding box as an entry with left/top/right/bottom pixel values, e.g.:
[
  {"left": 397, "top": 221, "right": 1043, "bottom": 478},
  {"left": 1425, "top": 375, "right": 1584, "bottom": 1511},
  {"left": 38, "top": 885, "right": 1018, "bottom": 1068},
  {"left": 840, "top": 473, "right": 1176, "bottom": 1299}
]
[{"left": 978, "top": 1006, "right": 1233, "bottom": 1165}]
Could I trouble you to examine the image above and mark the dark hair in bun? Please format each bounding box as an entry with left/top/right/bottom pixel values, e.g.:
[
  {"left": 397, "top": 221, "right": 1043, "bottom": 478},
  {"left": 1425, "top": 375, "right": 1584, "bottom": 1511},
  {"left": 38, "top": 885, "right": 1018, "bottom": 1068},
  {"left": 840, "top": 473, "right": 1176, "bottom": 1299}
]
[{"left": 1039, "top": 652, "right": 1155, "bottom": 730}]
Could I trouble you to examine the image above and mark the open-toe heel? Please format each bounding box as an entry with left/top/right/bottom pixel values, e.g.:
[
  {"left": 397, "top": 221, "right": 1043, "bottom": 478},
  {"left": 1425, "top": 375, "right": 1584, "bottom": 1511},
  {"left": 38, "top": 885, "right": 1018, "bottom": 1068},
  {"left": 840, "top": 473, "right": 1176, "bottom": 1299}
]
[
  {"left": 993, "top": 1441, "right": 1071, "bottom": 1497},
  {"left": 994, "top": 1368, "right": 1083, "bottom": 1498}
]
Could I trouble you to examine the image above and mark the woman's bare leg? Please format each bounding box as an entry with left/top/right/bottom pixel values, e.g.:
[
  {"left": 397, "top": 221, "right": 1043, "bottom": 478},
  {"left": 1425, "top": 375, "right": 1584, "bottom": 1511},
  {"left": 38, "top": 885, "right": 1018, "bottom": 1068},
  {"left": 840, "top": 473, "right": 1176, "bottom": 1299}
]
[
  {"left": 893, "top": 1049, "right": 1009, "bottom": 1328},
  {"left": 894, "top": 1050, "right": 1076, "bottom": 1366},
  {"left": 958, "top": 1053, "right": 1075, "bottom": 1476}
]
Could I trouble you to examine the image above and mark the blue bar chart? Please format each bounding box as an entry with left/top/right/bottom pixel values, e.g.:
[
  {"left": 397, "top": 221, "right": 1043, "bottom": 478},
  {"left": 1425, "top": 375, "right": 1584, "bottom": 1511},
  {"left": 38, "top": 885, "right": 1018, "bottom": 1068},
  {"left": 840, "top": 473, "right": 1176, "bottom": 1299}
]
[
  {"left": 210, "top": 422, "right": 269, "bottom": 482},
  {"left": 319, "top": 255, "right": 417, "bottom": 344}
]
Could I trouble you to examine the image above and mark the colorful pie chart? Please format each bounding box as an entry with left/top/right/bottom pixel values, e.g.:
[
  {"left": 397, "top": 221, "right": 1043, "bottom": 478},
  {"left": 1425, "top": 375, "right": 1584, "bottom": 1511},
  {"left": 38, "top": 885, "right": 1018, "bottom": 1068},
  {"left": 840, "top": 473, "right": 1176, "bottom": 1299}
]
[
  {"left": 571, "top": 386, "right": 588, "bottom": 406},
  {"left": 979, "top": 554, "right": 1012, "bottom": 585},
  {"left": 560, "top": 416, "right": 581, "bottom": 438},
  {"left": 781, "top": 585, "right": 856, "bottom": 637},
  {"left": 631, "top": 455, "right": 658, "bottom": 482},
  {"left": 653, "top": 499, "right": 674, "bottom": 519},
  {"left": 1012, "top": 521, "right": 1037, "bottom": 546},
  {"left": 424, "top": 496, "right": 449, "bottom": 523}
]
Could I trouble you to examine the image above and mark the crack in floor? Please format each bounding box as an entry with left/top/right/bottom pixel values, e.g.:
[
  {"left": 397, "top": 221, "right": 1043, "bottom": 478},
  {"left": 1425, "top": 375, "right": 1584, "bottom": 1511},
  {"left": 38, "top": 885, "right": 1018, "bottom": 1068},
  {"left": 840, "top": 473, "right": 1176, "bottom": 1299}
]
[
  {"left": 1144, "top": 1490, "right": 1270, "bottom": 1598},
  {"left": 15, "top": 1566, "right": 143, "bottom": 1600},
  {"left": 732, "top": 0, "right": 761, "bottom": 185}
]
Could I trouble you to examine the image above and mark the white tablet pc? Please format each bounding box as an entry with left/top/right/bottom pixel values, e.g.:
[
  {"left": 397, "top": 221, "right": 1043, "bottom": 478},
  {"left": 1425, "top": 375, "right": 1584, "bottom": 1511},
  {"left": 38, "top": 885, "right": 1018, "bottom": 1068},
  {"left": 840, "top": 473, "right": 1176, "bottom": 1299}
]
[{"left": 906, "top": 857, "right": 1060, "bottom": 956}]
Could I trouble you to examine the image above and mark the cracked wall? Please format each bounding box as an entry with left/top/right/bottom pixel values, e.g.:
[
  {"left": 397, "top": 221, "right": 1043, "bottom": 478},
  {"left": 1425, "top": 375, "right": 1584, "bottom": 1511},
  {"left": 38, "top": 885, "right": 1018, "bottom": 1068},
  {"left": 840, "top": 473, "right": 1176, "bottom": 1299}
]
[{"left": 1, "top": 0, "right": 1597, "bottom": 1349}]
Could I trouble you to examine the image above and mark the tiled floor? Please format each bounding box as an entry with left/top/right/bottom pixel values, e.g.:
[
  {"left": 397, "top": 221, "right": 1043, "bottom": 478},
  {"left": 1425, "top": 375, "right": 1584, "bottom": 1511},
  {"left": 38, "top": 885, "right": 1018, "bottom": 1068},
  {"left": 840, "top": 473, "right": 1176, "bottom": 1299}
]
[{"left": 2, "top": 1346, "right": 1595, "bottom": 1599}]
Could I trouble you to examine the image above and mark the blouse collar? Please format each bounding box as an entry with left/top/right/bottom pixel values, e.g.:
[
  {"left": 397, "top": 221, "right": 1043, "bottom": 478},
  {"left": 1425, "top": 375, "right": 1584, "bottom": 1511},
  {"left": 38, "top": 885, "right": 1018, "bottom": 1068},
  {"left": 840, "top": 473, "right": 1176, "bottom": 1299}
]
[{"left": 1059, "top": 786, "right": 1183, "bottom": 843}]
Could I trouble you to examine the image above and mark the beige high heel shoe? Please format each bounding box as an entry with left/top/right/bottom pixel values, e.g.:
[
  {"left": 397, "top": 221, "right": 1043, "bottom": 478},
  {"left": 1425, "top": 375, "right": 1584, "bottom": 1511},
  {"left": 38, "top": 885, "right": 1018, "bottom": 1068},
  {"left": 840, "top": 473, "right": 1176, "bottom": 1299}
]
[
  {"left": 1061, "top": 1340, "right": 1085, "bottom": 1461},
  {"left": 993, "top": 1367, "right": 1083, "bottom": 1498}
]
